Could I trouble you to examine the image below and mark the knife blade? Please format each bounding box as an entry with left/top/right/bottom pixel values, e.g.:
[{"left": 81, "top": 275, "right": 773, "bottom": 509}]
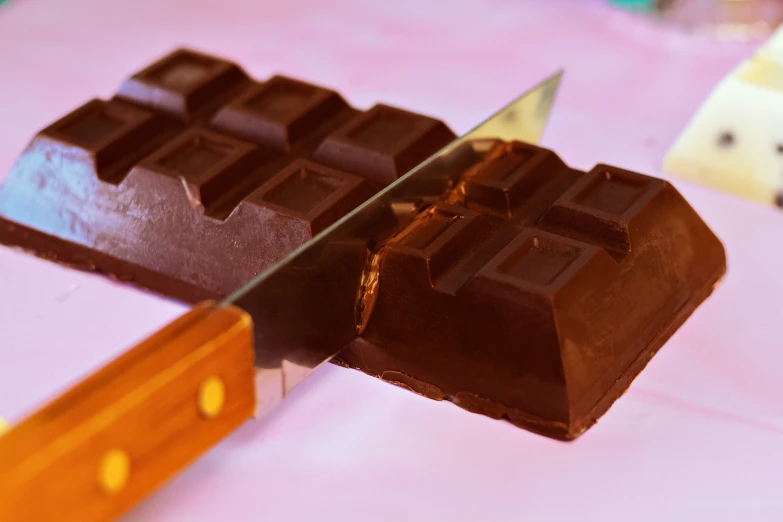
[
  {"left": 229, "top": 70, "right": 562, "bottom": 416},
  {"left": 0, "top": 71, "right": 561, "bottom": 522}
]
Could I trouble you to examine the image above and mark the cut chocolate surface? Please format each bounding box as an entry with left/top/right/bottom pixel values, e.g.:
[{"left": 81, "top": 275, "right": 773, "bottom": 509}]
[
  {"left": 0, "top": 50, "right": 726, "bottom": 439},
  {"left": 0, "top": 49, "right": 455, "bottom": 301}
]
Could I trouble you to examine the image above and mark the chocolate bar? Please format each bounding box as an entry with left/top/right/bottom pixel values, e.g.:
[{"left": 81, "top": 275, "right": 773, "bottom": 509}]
[
  {"left": 0, "top": 49, "right": 455, "bottom": 301},
  {"left": 0, "top": 50, "right": 726, "bottom": 439}
]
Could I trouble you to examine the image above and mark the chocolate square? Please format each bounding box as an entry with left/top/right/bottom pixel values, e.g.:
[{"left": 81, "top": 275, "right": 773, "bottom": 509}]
[
  {"left": 248, "top": 159, "right": 371, "bottom": 233},
  {"left": 139, "top": 128, "right": 262, "bottom": 209},
  {"left": 117, "top": 49, "right": 249, "bottom": 118},
  {"left": 43, "top": 99, "right": 161, "bottom": 181},
  {"left": 314, "top": 104, "right": 456, "bottom": 185},
  {"left": 461, "top": 142, "right": 565, "bottom": 216},
  {"left": 211, "top": 76, "right": 348, "bottom": 150},
  {"left": 542, "top": 166, "right": 665, "bottom": 254}
]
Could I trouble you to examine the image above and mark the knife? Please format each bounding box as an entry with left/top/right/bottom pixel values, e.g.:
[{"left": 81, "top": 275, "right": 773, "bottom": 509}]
[{"left": 0, "top": 71, "right": 561, "bottom": 522}]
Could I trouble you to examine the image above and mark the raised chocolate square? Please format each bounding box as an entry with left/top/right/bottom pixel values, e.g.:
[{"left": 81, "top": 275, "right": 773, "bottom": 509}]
[
  {"left": 574, "top": 169, "right": 648, "bottom": 215},
  {"left": 157, "top": 132, "right": 232, "bottom": 177},
  {"left": 117, "top": 49, "right": 249, "bottom": 119},
  {"left": 541, "top": 165, "right": 664, "bottom": 254},
  {"left": 261, "top": 163, "right": 345, "bottom": 213},
  {"left": 387, "top": 205, "right": 490, "bottom": 285},
  {"left": 147, "top": 52, "right": 217, "bottom": 90},
  {"left": 349, "top": 108, "right": 419, "bottom": 149},
  {"left": 314, "top": 104, "right": 456, "bottom": 186},
  {"left": 211, "top": 76, "right": 349, "bottom": 150},
  {"left": 248, "top": 159, "right": 372, "bottom": 234},
  {"left": 461, "top": 142, "right": 565, "bottom": 216},
  {"left": 490, "top": 233, "right": 585, "bottom": 288},
  {"left": 42, "top": 99, "right": 164, "bottom": 182},
  {"left": 138, "top": 128, "right": 263, "bottom": 210},
  {"left": 58, "top": 104, "right": 125, "bottom": 145}
]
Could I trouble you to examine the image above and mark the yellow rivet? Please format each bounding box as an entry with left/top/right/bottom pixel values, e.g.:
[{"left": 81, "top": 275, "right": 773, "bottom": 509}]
[
  {"left": 0, "top": 417, "right": 9, "bottom": 436},
  {"left": 198, "top": 376, "right": 225, "bottom": 419},
  {"left": 99, "top": 449, "right": 130, "bottom": 494}
]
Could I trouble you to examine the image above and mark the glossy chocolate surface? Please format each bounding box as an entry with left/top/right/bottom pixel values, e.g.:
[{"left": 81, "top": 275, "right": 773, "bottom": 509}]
[{"left": 0, "top": 49, "right": 455, "bottom": 301}]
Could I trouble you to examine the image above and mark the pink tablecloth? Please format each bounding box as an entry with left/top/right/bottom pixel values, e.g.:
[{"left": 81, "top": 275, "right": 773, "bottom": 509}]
[{"left": 1, "top": 0, "right": 782, "bottom": 520}]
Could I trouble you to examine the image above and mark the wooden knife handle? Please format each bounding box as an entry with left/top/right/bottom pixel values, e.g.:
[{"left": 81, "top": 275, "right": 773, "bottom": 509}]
[{"left": 0, "top": 302, "right": 256, "bottom": 522}]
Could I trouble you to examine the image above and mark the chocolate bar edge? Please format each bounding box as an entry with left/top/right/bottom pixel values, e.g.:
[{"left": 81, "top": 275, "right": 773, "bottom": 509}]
[
  {"left": 337, "top": 257, "right": 724, "bottom": 441},
  {"left": 0, "top": 217, "right": 221, "bottom": 303}
]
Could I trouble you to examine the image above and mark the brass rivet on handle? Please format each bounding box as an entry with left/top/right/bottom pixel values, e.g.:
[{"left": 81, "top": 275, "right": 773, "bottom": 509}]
[
  {"left": 198, "top": 377, "right": 225, "bottom": 419},
  {"left": 99, "top": 449, "right": 130, "bottom": 494}
]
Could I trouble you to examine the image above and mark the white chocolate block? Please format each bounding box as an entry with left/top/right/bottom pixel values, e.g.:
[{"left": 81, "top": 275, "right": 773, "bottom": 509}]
[
  {"left": 762, "top": 23, "right": 783, "bottom": 58},
  {"left": 663, "top": 30, "right": 783, "bottom": 208}
]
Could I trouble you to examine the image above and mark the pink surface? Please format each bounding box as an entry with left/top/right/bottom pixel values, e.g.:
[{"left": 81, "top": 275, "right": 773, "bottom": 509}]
[{"left": 1, "top": 0, "right": 782, "bottom": 520}]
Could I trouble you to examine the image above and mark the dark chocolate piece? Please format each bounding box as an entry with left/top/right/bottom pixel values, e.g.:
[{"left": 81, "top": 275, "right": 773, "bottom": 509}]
[
  {"left": 337, "top": 141, "right": 726, "bottom": 439},
  {"left": 0, "top": 49, "right": 455, "bottom": 301}
]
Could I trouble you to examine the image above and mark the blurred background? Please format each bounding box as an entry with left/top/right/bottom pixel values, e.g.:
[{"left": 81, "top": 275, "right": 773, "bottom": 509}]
[
  {"left": 612, "top": 0, "right": 783, "bottom": 41},
  {"left": 1, "top": 1, "right": 782, "bottom": 521}
]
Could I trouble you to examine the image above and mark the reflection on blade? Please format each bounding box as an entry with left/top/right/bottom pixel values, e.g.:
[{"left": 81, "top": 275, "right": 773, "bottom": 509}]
[
  {"left": 224, "top": 71, "right": 563, "bottom": 416},
  {"left": 464, "top": 72, "right": 561, "bottom": 145}
]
